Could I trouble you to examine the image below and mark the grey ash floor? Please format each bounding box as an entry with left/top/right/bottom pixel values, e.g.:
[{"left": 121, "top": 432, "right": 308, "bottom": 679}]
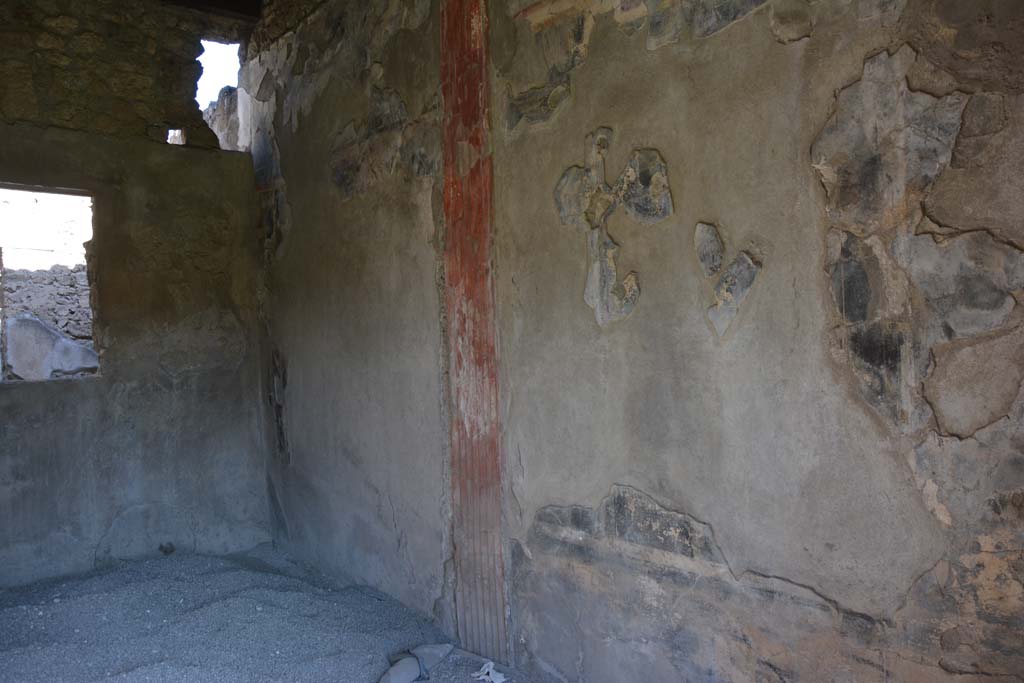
[{"left": 0, "top": 546, "right": 531, "bottom": 683}]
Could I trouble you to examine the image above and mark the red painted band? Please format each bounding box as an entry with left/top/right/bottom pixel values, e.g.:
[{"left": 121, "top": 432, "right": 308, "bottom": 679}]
[{"left": 440, "top": 0, "right": 508, "bottom": 663}]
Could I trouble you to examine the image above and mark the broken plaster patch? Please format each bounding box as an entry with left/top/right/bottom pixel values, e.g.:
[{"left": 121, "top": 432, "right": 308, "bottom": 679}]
[
  {"left": 926, "top": 93, "right": 1024, "bottom": 250},
  {"left": 811, "top": 46, "right": 970, "bottom": 427},
  {"left": 694, "top": 222, "right": 725, "bottom": 278},
  {"left": 506, "top": 0, "right": 771, "bottom": 133},
  {"left": 811, "top": 46, "right": 966, "bottom": 236},
  {"left": 769, "top": 0, "right": 812, "bottom": 43},
  {"left": 555, "top": 127, "right": 674, "bottom": 327},
  {"left": 691, "top": 221, "right": 763, "bottom": 338},
  {"left": 707, "top": 250, "right": 762, "bottom": 337},
  {"left": 328, "top": 87, "right": 440, "bottom": 201}
]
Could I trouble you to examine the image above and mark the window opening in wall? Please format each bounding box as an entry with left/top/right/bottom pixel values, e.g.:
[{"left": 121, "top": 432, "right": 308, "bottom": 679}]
[
  {"left": 0, "top": 187, "right": 99, "bottom": 382},
  {"left": 167, "top": 128, "right": 186, "bottom": 145},
  {"left": 196, "top": 40, "right": 240, "bottom": 110}
]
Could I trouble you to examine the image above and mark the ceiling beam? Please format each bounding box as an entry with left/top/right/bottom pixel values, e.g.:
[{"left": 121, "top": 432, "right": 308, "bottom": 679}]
[{"left": 161, "top": 0, "right": 262, "bottom": 21}]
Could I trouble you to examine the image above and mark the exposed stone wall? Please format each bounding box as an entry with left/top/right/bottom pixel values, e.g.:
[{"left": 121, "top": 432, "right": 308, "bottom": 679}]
[
  {"left": 203, "top": 86, "right": 241, "bottom": 150},
  {"left": 2, "top": 265, "right": 92, "bottom": 341},
  {"left": 246, "top": 0, "right": 324, "bottom": 55},
  {"left": 0, "top": 0, "right": 250, "bottom": 146}
]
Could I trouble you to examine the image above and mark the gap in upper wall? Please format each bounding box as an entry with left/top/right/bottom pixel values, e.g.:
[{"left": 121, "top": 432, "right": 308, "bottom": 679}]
[{"left": 197, "top": 40, "right": 241, "bottom": 110}]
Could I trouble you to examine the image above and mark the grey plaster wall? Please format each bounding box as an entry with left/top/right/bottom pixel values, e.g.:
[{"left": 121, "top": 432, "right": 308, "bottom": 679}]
[
  {"left": 240, "top": 0, "right": 452, "bottom": 623},
  {"left": 493, "top": 0, "right": 1024, "bottom": 680},
  {"left": 0, "top": 124, "right": 269, "bottom": 586}
]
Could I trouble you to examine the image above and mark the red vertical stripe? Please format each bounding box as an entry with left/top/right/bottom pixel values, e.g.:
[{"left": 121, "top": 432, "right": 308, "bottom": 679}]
[{"left": 440, "top": 0, "right": 508, "bottom": 663}]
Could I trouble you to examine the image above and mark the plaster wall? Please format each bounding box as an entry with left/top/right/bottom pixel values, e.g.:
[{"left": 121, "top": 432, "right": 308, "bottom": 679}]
[
  {"left": 0, "top": 124, "right": 269, "bottom": 586},
  {"left": 0, "top": 0, "right": 268, "bottom": 588},
  {"left": 492, "top": 0, "right": 1024, "bottom": 680},
  {"left": 7, "top": 0, "right": 1008, "bottom": 678},
  {"left": 240, "top": 0, "right": 452, "bottom": 622},
  {"left": 233, "top": 0, "right": 1024, "bottom": 678}
]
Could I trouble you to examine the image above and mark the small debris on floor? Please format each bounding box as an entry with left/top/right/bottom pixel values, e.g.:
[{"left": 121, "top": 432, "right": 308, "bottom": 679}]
[
  {"left": 379, "top": 642, "right": 454, "bottom": 682},
  {"left": 471, "top": 660, "right": 508, "bottom": 683}
]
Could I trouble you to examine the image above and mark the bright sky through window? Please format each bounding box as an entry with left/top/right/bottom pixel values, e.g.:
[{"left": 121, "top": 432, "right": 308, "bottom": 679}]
[
  {"left": 0, "top": 188, "right": 92, "bottom": 270},
  {"left": 196, "top": 41, "right": 240, "bottom": 109}
]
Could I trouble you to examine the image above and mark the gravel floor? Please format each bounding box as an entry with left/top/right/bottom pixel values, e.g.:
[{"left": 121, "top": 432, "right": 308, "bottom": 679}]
[{"left": 0, "top": 546, "right": 532, "bottom": 683}]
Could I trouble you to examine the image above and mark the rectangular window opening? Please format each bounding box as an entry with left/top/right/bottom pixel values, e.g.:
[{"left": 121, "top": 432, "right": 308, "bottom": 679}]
[{"left": 0, "top": 186, "right": 99, "bottom": 382}]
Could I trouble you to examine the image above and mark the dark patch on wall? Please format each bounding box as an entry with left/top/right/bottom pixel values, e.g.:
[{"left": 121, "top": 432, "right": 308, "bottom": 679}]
[
  {"left": 694, "top": 222, "right": 724, "bottom": 278},
  {"left": 903, "top": 231, "right": 1023, "bottom": 346},
  {"left": 266, "top": 474, "right": 289, "bottom": 538},
  {"left": 829, "top": 238, "right": 872, "bottom": 323},
  {"left": 948, "top": 271, "right": 1009, "bottom": 312},
  {"left": 507, "top": 68, "right": 572, "bottom": 131},
  {"left": 535, "top": 503, "right": 597, "bottom": 534},
  {"left": 902, "top": 0, "right": 1024, "bottom": 93},
  {"left": 840, "top": 610, "right": 883, "bottom": 647},
  {"left": 812, "top": 48, "right": 980, "bottom": 427},
  {"left": 528, "top": 514, "right": 600, "bottom": 564},
  {"left": 842, "top": 321, "right": 906, "bottom": 422},
  {"left": 329, "top": 87, "right": 439, "bottom": 202},
  {"left": 528, "top": 485, "right": 726, "bottom": 567},
  {"left": 603, "top": 486, "right": 722, "bottom": 561},
  {"left": 707, "top": 250, "right": 762, "bottom": 337},
  {"left": 755, "top": 659, "right": 791, "bottom": 683},
  {"left": 269, "top": 347, "right": 290, "bottom": 465},
  {"left": 366, "top": 86, "right": 408, "bottom": 134},
  {"left": 811, "top": 47, "right": 966, "bottom": 235},
  {"left": 989, "top": 489, "right": 1024, "bottom": 520},
  {"left": 691, "top": 0, "right": 768, "bottom": 38},
  {"left": 836, "top": 152, "right": 884, "bottom": 214},
  {"left": 827, "top": 229, "right": 892, "bottom": 331},
  {"left": 959, "top": 92, "right": 1008, "bottom": 137},
  {"left": 618, "top": 149, "right": 673, "bottom": 223},
  {"left": 247, "top": 0, "right": 328, "bottom": 54},
  {"left": 849, "top": 323, "right": 903, "bottom": 373},
  {"left": 505, "top": 0, "right": 771, "bottom": 133}
]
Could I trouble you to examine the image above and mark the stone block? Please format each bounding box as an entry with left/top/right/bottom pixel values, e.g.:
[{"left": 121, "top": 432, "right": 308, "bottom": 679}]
[{"left": 3, "top": 314, "right": 98, "bottom": 381}]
